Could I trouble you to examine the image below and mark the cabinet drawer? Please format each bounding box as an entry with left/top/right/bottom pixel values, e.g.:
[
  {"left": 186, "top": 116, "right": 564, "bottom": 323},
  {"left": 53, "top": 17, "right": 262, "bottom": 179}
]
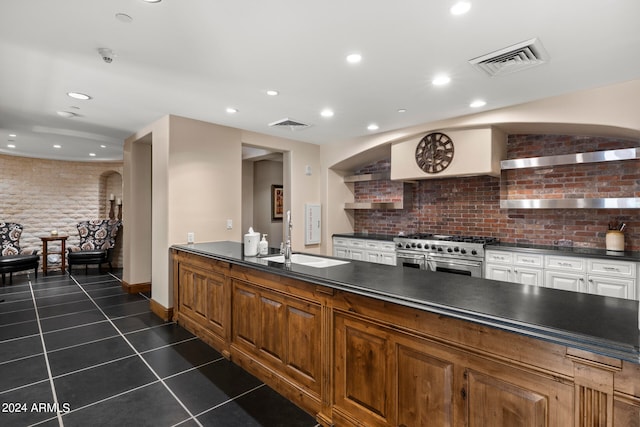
[
  {"left": 379, "top": 242, "right": 397, "bottom": 252},
  {"left": 514, "top": 253, "right": 543, "bottom": 268},
  {"left": 587, "top": 259, "right": 636, "bottom": 278},
  {"left": 365, "top": 241, "right": 381, "bottom": 250},
  {"left": 545, "top": 255, "right": 585, "bottom": 272},
  {"left": 348, "top": 239, "right": 366, "bottom": 248},
  {"left": 333, "top": 237, "right": 349, "bottom": 247},
  {"left": 485, "top": 250, "right": 512, "bottom": 264}
]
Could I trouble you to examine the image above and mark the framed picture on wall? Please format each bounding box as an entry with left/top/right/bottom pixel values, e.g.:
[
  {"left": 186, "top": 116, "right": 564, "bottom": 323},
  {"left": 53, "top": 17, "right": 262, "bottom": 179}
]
[{"left": 271, "top": 185, "right": 283, "bottom": 221}]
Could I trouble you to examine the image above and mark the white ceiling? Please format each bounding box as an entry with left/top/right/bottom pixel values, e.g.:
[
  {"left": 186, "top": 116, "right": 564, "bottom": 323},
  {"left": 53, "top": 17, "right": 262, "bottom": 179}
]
[{"left": 1, "top": 0, "right": 639, "bottom": 162}]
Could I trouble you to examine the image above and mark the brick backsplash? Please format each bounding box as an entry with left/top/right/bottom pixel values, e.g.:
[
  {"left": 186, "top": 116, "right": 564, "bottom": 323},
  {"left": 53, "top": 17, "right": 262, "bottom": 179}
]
[
  {"left": 353, "top": 135, "right": 640, "bottom": 251},
  {"left": 1, "top": 154, "right": 124, "bottom": 271}
]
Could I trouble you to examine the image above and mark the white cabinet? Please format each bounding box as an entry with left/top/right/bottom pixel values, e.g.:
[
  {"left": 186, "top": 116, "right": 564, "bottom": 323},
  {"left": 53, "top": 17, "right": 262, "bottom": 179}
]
[
  {"left": 544, "top": 270, "right": 586, "bottom": 293},
  {"left": 485, "top": 250, "right": 544, "bottom": 286},
  {"left": 333, "top": 237, "right": 396, "bottom": 266},
  {"left": 487, "top": 249, "right": 638, "bottom": 300}
]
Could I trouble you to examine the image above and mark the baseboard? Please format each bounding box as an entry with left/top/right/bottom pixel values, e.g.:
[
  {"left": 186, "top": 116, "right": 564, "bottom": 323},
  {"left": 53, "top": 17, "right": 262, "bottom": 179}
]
[
  {"left": 150, "top": 298, "right": 173, "bottom": 321},
  {"left": 121, "top": 280, "right": 151, "bottom": 294}
]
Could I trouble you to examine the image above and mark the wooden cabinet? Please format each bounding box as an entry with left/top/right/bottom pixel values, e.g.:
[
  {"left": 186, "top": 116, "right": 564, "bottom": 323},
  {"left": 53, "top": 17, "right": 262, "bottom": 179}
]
[
  {"left": 333, "top": 308, "right": 574, "bottom": 427},
  {"left": 231, "top": 278, "right": 322, "bottom": 396},
  {"left": 172, "top": 251, "right": 230, "bottom": 353},
  {"left": 333, "top": 237, "right": 396, "bottom": 266},
  {"left": 172, "top": 249, "right": 640, "bottom": 427}
]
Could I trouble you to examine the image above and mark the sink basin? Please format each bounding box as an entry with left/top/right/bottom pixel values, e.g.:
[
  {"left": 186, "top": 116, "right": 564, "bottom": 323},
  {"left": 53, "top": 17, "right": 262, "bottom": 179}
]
[{"left": 262, "top": 254, "right": 349, "bottom": 268}]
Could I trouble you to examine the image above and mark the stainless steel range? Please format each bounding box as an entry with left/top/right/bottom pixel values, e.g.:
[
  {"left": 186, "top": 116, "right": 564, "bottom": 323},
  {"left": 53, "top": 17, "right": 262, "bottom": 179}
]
[{"left": 394, "top": 233, "right": 498, "bottom": 277}]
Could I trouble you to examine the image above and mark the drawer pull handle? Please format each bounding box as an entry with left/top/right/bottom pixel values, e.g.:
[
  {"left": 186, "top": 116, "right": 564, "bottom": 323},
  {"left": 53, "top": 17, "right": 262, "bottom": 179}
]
[
  {"left": 602, "top": 267, "right": 619, "bottom": 272},
  {"left": 558, "top": 262, "right": 572, "bottom": 267}
]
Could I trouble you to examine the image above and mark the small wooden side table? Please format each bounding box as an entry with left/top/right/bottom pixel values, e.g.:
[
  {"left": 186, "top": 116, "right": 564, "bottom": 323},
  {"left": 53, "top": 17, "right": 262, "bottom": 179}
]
[{"left": 40, "top": 235, "right": 69, "bottom": 275}]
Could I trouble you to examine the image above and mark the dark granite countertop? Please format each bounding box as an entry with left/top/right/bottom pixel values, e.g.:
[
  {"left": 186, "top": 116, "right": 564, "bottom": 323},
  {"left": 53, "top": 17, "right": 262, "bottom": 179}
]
[
  {"left": 332, "top": 233, "right": 396, "bottom": 242},
  {"left": 172, "top": 241, "right": 640, "bottom": 363},
  {"left": 487, "top": 242, "right": 640, "bottom": 262}
]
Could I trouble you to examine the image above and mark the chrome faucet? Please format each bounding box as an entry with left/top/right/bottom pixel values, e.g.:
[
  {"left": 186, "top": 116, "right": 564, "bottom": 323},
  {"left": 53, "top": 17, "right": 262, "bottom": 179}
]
[{"left": 284, "top": 210, "right": 292, "bottom": 263}]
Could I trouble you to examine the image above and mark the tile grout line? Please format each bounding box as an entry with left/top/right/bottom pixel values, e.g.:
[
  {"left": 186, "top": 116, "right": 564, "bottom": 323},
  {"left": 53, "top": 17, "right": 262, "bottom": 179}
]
[
  {"left": 69, "top": 274, "right": 205, "bottom": 427},
  {"left": 27, "top": 275, "right": 65, "bottom": 427}
]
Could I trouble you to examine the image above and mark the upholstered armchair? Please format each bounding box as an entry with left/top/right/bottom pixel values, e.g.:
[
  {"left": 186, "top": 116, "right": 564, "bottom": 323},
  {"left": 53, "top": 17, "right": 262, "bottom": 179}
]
[
  {"left": 0, "top": 222, "right": 39, "bottom": 285},
  {"left": 67, "top": 219, "right": 121, "bottom": 273}
]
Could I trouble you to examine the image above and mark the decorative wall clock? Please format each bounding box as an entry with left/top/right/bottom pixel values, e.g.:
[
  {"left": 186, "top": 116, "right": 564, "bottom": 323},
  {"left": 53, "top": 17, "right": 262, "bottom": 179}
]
[{"left": 415, "top": 132, "right": 455, "bottom": 173}]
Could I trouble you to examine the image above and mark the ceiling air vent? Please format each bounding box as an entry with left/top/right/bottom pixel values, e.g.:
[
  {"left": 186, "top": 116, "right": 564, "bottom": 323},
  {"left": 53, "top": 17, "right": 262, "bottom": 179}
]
[
  {"left": 469, "top": 38, "right": 549, "bottom": 77},
  {"left": 268, "top": 118, "right": 311, "bottom": 131}
]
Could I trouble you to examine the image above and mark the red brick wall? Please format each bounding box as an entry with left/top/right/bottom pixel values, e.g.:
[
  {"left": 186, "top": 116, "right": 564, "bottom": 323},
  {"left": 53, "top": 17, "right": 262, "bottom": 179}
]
[{"left": 353, "top": 135, "right": 640, "bottom": 250}]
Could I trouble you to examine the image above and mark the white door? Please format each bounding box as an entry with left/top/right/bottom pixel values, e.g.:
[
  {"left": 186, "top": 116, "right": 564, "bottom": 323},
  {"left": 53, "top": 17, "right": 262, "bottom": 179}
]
[
  {"left": 588, "top": 275, "right": 636, "bottom": 300},
  {"left": 485, "top": 264, "right": 511, "bottom": 282},
  {"left": 514, "top": 267, "right": 543, "bottom": 287}
]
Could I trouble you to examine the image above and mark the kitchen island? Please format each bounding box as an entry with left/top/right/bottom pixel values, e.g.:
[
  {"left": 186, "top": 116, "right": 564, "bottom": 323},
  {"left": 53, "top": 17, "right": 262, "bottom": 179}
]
[{"left": 171, "top": 241, "right": 640, "bottom": 426}]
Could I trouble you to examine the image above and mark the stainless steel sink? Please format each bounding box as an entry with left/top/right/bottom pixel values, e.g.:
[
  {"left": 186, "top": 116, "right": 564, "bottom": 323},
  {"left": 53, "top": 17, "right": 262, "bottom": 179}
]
[{"left": 262, "top": 253, "right": 349, "bottom": 268}]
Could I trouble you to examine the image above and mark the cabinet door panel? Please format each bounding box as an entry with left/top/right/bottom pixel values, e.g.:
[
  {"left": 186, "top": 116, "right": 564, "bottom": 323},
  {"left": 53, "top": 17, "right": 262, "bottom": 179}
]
[
  {"left": 467, "top": 370, "right": 547, "bottom": 427},
  {"left": 515, "top": 267, "right": 543, "bottom": 287},
  {"left": 286, "top": 303, "right": 321, "bottom": 393},
  {"left": 259, "top": 294, "right": 285, "bottom": 362},
  {"left": 345, "top": 326, "right": 387, "bottom": 416},
  {"left": 544, "top": 271, "right": 585, "bottom": 292},
  {"left": 232, "top": 283, "right": 259, "bottom": 348},
  {"left": 397, "top": 344, "right": 454, "bottom": 427},
  {"left": 588, "top": 275, "right": 636, "bottom": 300},
  {"left": 335, "top": 314, "right": 391, "bottom": 424},
  {"left": 485, "top": 264, "right": 511, "bottom": 282}
]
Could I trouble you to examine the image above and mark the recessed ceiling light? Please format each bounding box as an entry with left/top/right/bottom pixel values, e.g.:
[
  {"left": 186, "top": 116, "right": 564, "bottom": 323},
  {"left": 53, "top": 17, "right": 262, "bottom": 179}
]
[
  {"left": 367, "top": 123, "right": 379, "bottom": 131},
  {"left": 115, "top": 13, "right": 133, "bottom": 23},
  {"left": 9, "top": 133, "right": 16, "bottom": 137},
  {"left": 67, "top": 92, "right": 92, "bottom": 100},
  {"left": 7, "top": 144, "right": 16, "bottom": 148},
  {"left": 53, "top": 144, "right": 62, "bottom": 149},
  {"left": 266, "top": 90, "right": 279, "bottom": 96},
  {"left": 57, "top": 111, "right": 79, "bottom": 118},
  {"left": 142, "top": 0, "right": 162, "bottom": 3},
  {"left": 346, "top": 53, "right": 362, "bottom": 64},
  {"left": 432, "top": 75, "right": 451, "bottom": 86},
  {"left": 89, "top": 153, "right": 96, "bottom": 157},
  {"left": 100, "top": 144, "right": 107, "bottom": 148},
  {"left": 397, "top": 109, "right": 407, "bottom": 113},
  {"left": 320, "top": 109, "right": 334, "bottom": 118},
  {"left": 226, "top": 107, "right": 238, "bottom": 113},
  {"left": 470, "top": 99, "right": 487, "bottom": 108},
  {"left": 450, "top": 1, "right": 471, "bottom": 15}
]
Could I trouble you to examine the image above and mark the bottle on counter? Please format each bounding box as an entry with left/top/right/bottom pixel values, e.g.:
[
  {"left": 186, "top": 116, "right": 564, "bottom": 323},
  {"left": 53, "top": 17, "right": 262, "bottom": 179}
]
[{"left": 259, "top": 234, "right": 269, "bottom": 255}]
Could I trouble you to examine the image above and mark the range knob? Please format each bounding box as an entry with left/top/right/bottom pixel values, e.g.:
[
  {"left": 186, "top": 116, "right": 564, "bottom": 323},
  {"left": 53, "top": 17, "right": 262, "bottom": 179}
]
[
  {"left": 447, "top": 247, "right": 453, "bottom": 253},
  {"left": 454, "top": 247, "right": 460, "bottom": 252},
  {"left": 431, "top": 245, "right": 437, "bottom": 250},
  {"left": 460, "top": 248, "right": 467, "bottom": 254},
  {"left": 405, "top": 244, "right": 411, "bottom": 249},
  {"left": 471, "top": 249, "right": 477, "bottom": 255},
  {"left": 416, "top": 243, "right": 422, "bottom": 249},
  {"left": 411, "top": 242, "right": 417, "bottom": 248},
  {"left": 437, "top": 247, "right": 443, "bottom": 252},
  {"left": 397, "top": 243, "right": 403, "bottom": 248}
]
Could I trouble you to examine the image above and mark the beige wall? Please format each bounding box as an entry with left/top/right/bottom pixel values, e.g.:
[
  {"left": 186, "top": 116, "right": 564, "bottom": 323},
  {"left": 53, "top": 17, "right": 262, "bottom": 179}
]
[
  {"left": 124, "top": 115, "right": 321, "bottom": 310},
  {"left": 0, "top": 154, "right": 123, "bottom": 269}
]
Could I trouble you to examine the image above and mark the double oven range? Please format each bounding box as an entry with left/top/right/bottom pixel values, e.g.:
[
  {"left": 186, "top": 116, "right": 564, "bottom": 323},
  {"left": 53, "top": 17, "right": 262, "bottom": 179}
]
[{"left": 394, "top": 233, "right": 498, "bottom": 278}]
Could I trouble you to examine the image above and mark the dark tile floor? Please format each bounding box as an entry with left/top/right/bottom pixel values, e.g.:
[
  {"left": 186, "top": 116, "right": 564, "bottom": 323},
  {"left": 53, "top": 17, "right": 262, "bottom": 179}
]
[{"left": 0, "top": 269, "right": 318, "bottom": 427}]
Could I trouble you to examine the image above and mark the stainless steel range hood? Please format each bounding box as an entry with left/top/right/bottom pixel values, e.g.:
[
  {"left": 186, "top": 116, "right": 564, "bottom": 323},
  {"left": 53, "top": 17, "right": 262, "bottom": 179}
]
[{"left": 390, "top": 127, "right": 507, "bottom": 181}]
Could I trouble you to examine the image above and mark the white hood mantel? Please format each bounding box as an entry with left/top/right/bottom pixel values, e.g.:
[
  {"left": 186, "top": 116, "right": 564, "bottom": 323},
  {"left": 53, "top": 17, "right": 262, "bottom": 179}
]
[{"left": 390, "top": 127, "right": 507, "bottom": 180}]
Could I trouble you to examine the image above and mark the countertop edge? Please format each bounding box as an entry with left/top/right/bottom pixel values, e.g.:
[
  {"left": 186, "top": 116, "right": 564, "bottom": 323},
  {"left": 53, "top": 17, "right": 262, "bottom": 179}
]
[{"left": 172, "top": 243, "right": 640, "bottom": 363}]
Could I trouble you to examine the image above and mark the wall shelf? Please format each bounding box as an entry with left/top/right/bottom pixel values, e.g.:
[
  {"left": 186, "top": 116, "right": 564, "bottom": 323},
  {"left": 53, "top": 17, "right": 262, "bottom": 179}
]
[
  {"left": 344, "top": 201, "right": 404, "bottom": 210},
  {"left": 500, "top": 147, "right": 639, "bottom": 170},
  {"left": 500, "top": 197, "right": 640, "bottom": 209},
  {"left": 501, "top": 147, "right": 640, "bottom": 209},
  {"left": 343, "top": 172, "right": 390, "bottom": 182}
]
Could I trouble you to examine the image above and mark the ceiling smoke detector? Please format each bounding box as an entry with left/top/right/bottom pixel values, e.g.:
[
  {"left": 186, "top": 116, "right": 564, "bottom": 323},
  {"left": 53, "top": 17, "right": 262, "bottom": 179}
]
[
  {"left": 98, "top": 48, "right": 115, "bottom": 63},
  {"left": 268, "top": 118, "right": 311, "bottom": 131},
  {"left": 469, "top": 38, "right": 549, "bottom": 77}
]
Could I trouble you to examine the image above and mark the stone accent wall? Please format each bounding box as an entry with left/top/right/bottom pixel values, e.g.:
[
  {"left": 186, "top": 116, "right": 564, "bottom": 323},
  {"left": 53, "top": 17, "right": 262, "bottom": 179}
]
[
  {"left": 353, "top": 135, "right": 640, "bottom": 251},
  {"left": 0, "top": 154, "right": 124, "bottom": 271}
]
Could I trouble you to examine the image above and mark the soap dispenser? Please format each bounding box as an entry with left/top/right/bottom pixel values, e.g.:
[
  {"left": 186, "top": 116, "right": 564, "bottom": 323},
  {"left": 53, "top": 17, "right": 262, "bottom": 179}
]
[{"left": 259, "top": 234, "right": 269, "bottom": 256}]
